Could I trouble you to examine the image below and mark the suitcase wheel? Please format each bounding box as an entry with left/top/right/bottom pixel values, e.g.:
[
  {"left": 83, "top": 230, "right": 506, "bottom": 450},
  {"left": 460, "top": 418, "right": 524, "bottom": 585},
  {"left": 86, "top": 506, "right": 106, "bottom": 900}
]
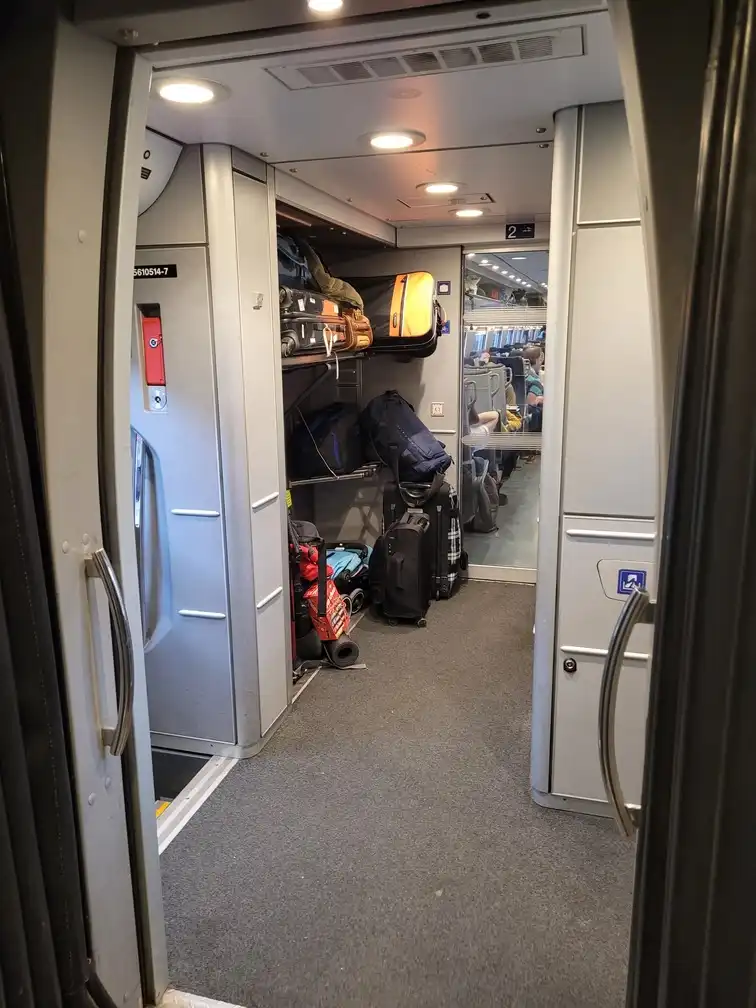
[{"left": 416, "top": 617, "right": 427, "bottom": 628}]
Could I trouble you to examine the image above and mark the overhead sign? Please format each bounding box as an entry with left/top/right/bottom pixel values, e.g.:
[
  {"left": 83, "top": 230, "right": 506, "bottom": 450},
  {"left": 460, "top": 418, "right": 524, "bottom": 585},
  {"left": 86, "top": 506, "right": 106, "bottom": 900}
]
[
  {"left": 617, "top": 569, "right": 647, "bottom": 595},
  {"left": 139, "top": 129, "right": 182, "bottom": 216},
  {"left": 505, "top": 222, "right": 536, "bottom": 240}
]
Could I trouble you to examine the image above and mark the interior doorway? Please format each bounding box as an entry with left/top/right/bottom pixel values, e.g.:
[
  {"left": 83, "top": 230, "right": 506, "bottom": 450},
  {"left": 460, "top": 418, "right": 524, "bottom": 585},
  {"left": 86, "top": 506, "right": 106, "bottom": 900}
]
[
  {"left": 461, "top": 247, "right": 548, "bottom": 582},
  {"left": 97, "top": 5, "right": 645, "bottom": 1007}
]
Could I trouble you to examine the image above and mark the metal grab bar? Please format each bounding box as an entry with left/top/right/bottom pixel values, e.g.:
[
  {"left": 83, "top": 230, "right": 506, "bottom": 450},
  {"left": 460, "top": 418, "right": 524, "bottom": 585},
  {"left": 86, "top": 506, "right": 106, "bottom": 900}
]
[
  {"left": 598, "top": 585, "right": 650, "bottom": 837},
  {"left": 86, "top": 547, "right": 135, "bottom": 756}
]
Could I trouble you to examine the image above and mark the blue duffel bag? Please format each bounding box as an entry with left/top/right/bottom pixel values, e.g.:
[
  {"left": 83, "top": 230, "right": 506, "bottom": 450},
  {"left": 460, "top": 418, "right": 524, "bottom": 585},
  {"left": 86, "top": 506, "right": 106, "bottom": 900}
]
[{"left": 360, "top": 390, "right": 453, "bottom": 483}]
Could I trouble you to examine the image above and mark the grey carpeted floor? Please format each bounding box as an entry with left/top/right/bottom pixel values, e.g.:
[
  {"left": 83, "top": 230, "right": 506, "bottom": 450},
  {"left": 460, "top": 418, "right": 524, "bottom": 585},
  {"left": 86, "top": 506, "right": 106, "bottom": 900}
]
[{"left": 161, "top": 582, "right": 635, "bottom": 1008}]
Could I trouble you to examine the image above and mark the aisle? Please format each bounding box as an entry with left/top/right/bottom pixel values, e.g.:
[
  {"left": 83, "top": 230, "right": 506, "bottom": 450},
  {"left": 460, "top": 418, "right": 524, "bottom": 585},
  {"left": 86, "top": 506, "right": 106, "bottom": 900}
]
[
  {"left": 160, "top": 582, "right": 634, "bottom": 1008},
  {"left": 466, "top": 458, "right": 541, "bottom": 569}
]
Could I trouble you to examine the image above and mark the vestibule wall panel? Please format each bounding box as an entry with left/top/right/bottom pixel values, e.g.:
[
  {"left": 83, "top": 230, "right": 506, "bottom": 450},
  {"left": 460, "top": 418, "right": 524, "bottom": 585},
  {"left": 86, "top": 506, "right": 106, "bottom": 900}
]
[
  {"left": 532, "top": 102, "right": 658, "bottom": 815},
  {"left": 562, "top": 224, "right": 655, "bottom": 519}
]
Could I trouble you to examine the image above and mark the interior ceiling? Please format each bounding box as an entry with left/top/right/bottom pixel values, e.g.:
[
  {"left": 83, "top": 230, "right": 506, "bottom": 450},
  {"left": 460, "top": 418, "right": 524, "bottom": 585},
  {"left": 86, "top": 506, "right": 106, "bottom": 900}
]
[
  {"left": 466, "top": 249, "right": 549, "bottom": 288},
  {"left": 147, "top": 6, "right": 621, "bottom": 229}
]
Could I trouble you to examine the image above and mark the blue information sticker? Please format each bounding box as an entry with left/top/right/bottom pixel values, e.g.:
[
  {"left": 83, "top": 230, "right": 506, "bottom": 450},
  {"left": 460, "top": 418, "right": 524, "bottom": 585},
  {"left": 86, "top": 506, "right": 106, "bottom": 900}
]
[
  {"left": 617, "top": 569, "right": 647, "bottom": 595},
  {"left": 441, "top": 320, "right": 451, "bottom": 335}
]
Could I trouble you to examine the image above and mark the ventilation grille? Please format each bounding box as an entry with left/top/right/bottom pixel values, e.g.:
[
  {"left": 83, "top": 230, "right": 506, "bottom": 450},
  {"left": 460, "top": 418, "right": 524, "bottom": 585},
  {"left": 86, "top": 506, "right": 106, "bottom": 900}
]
[{"left": 266, "top": 25, "right": 584, "bottom": 90}]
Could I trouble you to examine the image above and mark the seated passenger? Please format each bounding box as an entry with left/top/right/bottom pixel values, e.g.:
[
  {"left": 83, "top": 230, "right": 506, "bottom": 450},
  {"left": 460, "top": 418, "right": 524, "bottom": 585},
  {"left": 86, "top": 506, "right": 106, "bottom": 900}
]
[
  {"left": 523, "top": 345, "right": 545, "bottom": 406},
  {"left": 523, "top": 345, "right": 544, "bottom": 435}
]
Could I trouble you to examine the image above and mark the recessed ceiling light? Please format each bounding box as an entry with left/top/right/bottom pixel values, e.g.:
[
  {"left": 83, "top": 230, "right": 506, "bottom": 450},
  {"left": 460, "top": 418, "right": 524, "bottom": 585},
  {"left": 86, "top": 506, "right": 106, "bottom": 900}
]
[
  {"left": 511, "top": 256, "right": 527, "bottom": 260},
  {"left": 424, "top": 182, "right": 458, "bottom": 195},
  {"left": 369, "top": 130, "right": 424, "bottom": 150},
  {"left": 541, "top": 283, "right": 547, "bottom": 288},
  {"left": 155, "top": 78, "right": 226, "bottom": 104},
  {"left": 480, "top": 259, "right": 490, "bottom": 264},
  {"left": 492, "top": 266, "right": 500, "bottom": 271},
  {"left": 516, "top": 277, "right": 523, "bottom": 283},
  {"left": 466, "top": 253, "right": 476, "bottom": 258},
  {"left": 455, "top": 208, "right": 483, "bottom": 218},
  {"left": 308, "top": 0, "right": 343, "bottom": 12}
]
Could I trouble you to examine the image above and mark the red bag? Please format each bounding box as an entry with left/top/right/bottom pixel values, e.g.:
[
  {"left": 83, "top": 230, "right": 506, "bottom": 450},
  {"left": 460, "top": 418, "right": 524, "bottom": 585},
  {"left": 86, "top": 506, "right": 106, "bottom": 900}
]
[{"left": 303, "top": 577, "right": 349, "bottom": 641}]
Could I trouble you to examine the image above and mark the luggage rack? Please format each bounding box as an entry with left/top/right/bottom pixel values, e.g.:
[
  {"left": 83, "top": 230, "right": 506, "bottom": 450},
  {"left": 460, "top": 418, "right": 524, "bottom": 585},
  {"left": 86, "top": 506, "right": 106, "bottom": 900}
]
[
  {"left": 289, "top": 463, "right": 382, "bottom": 488},
  {"left": 281, "top": 350, "right": 369, "bottom": 370}
]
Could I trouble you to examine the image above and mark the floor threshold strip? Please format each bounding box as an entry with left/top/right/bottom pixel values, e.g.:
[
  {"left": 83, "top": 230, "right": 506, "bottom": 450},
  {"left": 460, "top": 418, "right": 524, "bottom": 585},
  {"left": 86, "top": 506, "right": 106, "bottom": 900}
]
[
  {"left": 161, "top": 989, "right": 247, "bottom": 1008},
  {"left": 157, "top": 755, "right": 238, "bottom": 855}
]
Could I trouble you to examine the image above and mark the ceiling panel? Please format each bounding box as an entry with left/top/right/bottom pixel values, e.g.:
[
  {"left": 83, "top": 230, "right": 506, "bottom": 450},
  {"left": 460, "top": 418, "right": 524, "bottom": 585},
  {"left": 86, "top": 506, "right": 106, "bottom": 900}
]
[
  {"left": 148, "top": 11, "right": 620, "bottom": 162},
  {"left": 276, "top": 143, "right": 554, "bottom": 223},
  {"left": 146, "top": 8, "right": 620, "bottom": 226}
]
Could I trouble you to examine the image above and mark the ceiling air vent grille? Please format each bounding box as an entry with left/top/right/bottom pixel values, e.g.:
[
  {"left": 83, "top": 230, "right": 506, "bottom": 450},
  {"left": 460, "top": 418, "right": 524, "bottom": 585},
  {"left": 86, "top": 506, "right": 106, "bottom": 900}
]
[
  {"left": 332, "top": 61, "right": 373, "bottom": 81},
  {"left": 478, "top": 41, "right": 516, "bottom": 64},
  {"left": 517, "top": 36, "right": 553, "bottom": 60},
  {"left": 266, "top": 25, "right": 585, "bottom": 90}
]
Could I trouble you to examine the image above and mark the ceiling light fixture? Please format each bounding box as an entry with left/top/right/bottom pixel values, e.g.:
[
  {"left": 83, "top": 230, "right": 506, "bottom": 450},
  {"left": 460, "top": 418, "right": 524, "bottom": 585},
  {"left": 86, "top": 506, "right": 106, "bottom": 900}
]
[
  {"left": 424, "top": 182, "right": 459, "bottom": 195},
  {"left": 369, "top": 130, "right": 424, "bottom": 151},
  {"left": 155, "top": 78, "right": 226, "bottom": 104},
  {"left": 480, "top": 259, "right": 490, "bottom": 264},
  {"left": 492, "top": 266, "right": 500, "bottom": 271},
  {"left": 455, "top": 208, "right": 483, "bottom": 218},
  {"left": 308, "top": 0, "right": 344, "bottom": 12},
  {"left": 511, "top": 256, "right": 527, "bottom": 260},
  {"left": 466, "top": 253, "right": 476, "bottom": 258},
  {"left": 541, "top": 283, "right": 547, "bottom": 288}
]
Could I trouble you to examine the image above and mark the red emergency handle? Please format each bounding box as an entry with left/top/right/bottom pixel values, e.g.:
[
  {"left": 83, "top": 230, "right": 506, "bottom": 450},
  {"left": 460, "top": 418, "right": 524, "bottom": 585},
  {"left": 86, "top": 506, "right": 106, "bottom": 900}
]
[{"left": 141, "top": 312, "right": 166, "bottom": 387}]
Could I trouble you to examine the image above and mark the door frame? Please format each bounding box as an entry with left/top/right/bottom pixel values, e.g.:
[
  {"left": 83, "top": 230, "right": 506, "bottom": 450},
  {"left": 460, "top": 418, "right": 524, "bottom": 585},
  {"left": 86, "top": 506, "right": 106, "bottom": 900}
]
[
  {"left": 461, "top": 238, "right": 548, "bottom": 585},
  {"left": 12, "top": 2, "right": 756, "bottom": 1005}
]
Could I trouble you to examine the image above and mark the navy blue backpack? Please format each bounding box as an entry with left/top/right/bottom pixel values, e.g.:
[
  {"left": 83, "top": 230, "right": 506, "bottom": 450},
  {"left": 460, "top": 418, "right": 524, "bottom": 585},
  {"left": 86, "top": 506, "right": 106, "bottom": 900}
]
[
  {"left": 277, "top": 234, "right": 314, "bottom": 290},
  {"left": 360, "top": 391, "right": 453, "bottom": 483}
]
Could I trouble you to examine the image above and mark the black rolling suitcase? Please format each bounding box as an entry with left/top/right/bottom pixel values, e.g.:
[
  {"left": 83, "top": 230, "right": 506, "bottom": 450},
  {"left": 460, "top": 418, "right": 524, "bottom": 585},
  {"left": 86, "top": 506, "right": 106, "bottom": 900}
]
[
  {"left": 383, "top": 481, "right": 466, "bottom": 600},
  {"left": 369, "top": 512, "right": 431, "bottom": 626},
  {"left": 279, "top": 286, "right": 348, "bottom": 358}
]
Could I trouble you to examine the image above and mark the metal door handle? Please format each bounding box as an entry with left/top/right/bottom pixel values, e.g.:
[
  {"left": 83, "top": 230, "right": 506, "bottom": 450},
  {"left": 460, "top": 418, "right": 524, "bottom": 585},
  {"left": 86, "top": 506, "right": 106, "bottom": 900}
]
[
  {"left": 598, "top": 585, "right": 649, "bottom": 837},
  {"left": 86, "top": 547, "right": 135, "bottom": 756}
]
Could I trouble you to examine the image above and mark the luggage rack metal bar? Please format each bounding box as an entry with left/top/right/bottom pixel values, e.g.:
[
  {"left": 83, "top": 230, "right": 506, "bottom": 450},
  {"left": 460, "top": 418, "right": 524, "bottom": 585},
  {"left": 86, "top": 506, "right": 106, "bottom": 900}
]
[
  {"left": 281, "top": 350, "right": 368, "bottom": 370},
  {"left": 289, "top": 463, "right": 382, "bottom": 488}
]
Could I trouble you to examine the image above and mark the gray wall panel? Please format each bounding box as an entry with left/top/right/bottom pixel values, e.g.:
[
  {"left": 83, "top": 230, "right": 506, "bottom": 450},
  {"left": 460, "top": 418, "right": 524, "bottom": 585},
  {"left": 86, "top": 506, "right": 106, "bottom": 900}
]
[
  {"left": 233, "top": 168, "right": 290, "bottom": 731},
  {"left": 534, "top": 101, "right": 658, "bottom": 810},
  {"left": 136, "top": 145, "right": 207, "bottom": 247},
  {"left": 132, "top": 245, "right": 235, "bottom": 743},
  {"left": 551, "top": 517, "right": 656, "bottom": 804},
  {"left": 562, "top": 225, "right": 656, "bottom": 518},
  {"left": 578, "top": 101, "right": 641, "bottom": 223}
]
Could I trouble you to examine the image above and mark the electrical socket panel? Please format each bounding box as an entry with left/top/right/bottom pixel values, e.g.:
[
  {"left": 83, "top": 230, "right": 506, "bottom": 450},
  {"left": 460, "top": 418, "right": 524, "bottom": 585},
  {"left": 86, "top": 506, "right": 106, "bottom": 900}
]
[{"left": 430, "top": 402, "right": 444, "bottom": 418}]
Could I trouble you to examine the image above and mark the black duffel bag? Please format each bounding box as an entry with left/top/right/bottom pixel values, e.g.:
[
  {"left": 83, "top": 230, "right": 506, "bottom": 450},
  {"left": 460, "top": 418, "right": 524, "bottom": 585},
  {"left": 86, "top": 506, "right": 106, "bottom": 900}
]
[{"left": 288, "top": 402, "right": 365, "bottom": 479}]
